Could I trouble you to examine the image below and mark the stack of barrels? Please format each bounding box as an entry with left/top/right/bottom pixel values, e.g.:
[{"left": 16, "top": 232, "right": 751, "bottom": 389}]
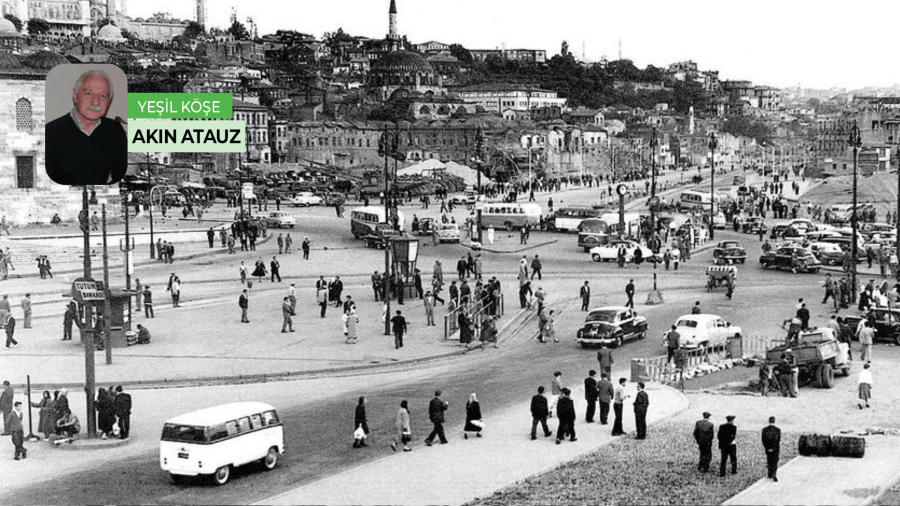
[{"left": 798, "top": 433, "right": 866, "bottom": 458}]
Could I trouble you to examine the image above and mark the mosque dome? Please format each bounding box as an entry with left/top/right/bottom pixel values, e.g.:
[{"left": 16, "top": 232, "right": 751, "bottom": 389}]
[
  {"left": 0, "top": 17, "right": 17, "bottom": 34},
  {"left": 372, "top": 50, "right": 434, "bottom": 74},
  {"left": 97, "top": 24, "right": 124, "bottom": 39}
]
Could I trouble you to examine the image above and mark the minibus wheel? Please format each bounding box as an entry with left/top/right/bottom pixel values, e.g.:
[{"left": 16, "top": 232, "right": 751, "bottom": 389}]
[
  {"left": 212, "top": 465, "right": 231, "bottom": 485},
  {"left": 262, "top": 446, "right": 279, "bottom": 470}
]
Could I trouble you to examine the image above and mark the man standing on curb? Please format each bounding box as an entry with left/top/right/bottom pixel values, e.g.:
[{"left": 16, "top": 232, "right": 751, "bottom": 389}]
[
  {"left": 633, "top": 382, "right": 649, "bottom": 440},
  {"left": 611, "top": 377, "right": 628, "bottom": 436},
  {"left": 584, "top": 370, "right": 599, "bottom": 423},
  {"left": 761, "top": 416, "right": 781, "bottom": 482},
  {"left": 718, "top": 415, "right": 738, "bottom": 477},
  {"left": 424, "top": 390, "right": 448, "bottom": 446},
  {"left": 693, "top": 411, "right": 714, "bottom": 472},
  {"left": 597, "top": 373, "right": 614, "bottom": 425},
  {"left": 529, "top": 386, "right": 552, "bottom": 440},
  {"left": 555, "top": 388, "right": 576, "bottom": 445}
]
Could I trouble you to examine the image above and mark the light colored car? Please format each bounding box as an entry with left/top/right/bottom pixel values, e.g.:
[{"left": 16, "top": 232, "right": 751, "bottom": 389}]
[
  {"left": 434, "top": 222, "right": 461, "bottom": 243},
  {"left": 292, "top": 192, "right": 323, "bottom": 207},
  {"left": 589, "top": 239, "right": 653, "bottom": 263},
  {"left": 265, "top": 211, "right": 296, "bottom": 229},
  {"left": 449, "top": 191, "right": 479, "bottom": 206},
  {"left": 663, "top": 314, "right": 742, "bottom": 350},
  {"left": 712, "top": 211, "right": 727, "bottom": 230},
  {"left": 788, "top": 219, "right": 817, "bottom": 233}
]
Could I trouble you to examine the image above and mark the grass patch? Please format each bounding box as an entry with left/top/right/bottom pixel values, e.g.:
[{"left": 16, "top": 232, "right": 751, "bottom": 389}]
[{"left": 468, "top": 423, "right": 798, "bottom": 506}]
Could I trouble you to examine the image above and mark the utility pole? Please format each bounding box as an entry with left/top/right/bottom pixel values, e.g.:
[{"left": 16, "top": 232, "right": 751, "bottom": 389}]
[
  {"left": 80, "top": 186, "right": 96, "bottom": 438},
  {"left": 475, "top": 128, "right": 484, "bottom": 244},
  {"left": 102, "top": 204, "right": 112, "bottom": 365},
  {"left": 121, "top": 194, "right": 133, "bottom": 327},
  {"left": 380, "top": 126, "right": 392, "bottom": 336},
  {"left": 850, "top": 123, "right": 862, "bottom": 304},
  {"left": 147, "top": 152, "right": 155, "bottom": 259},
  {"left": 709, "top": 133, "right": 718, "bottom": 241}
]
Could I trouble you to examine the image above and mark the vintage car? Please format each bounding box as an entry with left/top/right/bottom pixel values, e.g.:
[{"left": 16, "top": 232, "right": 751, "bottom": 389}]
[
  {"left": 589, "top": 239, "right": 654, "bottom": 263},
  {"left": 291, "top": 192, "right": 323, "bottom": 207},
  {"left": 808, "top": 242, "right": 845, "bottom": 266},
  {"left": 740, "top": 216, "right": 767, "bottom": 235},
  {"left": 576, "top": 306, "right": 648, "bottom": 348},
  {"left": 663, "top": 314, "right": 742, "bottom": 350},
  {"left": 449, "top": 191, "right": 479, "bottom": 206},
  {"left": 363, "top": 224, "right": 401, "bottom": 249},
  {"left": 712, "top": 240, "right": 748, "bottom": 264},
  {"left": 759, "top": 246, "right": 821, "bottom": 273},
  {"left": 843, "top": 308, "right": 900, "bottom": 346},
  {"left": 264, "top": 211, "right": 296, "bottom": 229},
  {"left": 433, "top": 222, "right": 461, "bottom": 243}
]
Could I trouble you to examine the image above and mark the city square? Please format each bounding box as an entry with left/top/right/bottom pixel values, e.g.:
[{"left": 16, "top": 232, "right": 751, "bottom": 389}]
[{"left": 1, "top": 1, "right": 900, "bottom": 505}]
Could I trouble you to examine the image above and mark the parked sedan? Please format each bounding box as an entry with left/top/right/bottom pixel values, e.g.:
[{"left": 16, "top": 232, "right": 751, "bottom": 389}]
[
  {"left": 264, "top": 211, "right": 296, "bottom": 229},
  {"left": 589, "top": 240, "right": 653, "bottom": 263},
  {"left": 759, "top": 246, "right": 821, "bottom": 273},
  {"left": 434, "top": 222, "right": 461, "bottom": 243},
  {"left": 740, "top": 216, "right": 767, "bottom": 234},
  {"left": 291, "top": 192, "right": 322, "bottom": 207},
  {"left": 809, "top": 242, "right": 845, "bottom": 266},
  {"left": 576, "top": 306, "right": 648, "bottom": 348},
  {"left": 663, "top": 314, "right": 742, "bottom": 350},
  {"left": 842, "top": 309, "right": 900, "bottom": 345},
  {"left": 712, "top": 240, "right": 748, "bottom": 264}
]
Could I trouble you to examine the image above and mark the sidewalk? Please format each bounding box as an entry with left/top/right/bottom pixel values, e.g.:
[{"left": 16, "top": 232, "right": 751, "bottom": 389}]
[
  {"left": 259, "top": 381, "right": 689, "bottom": 506},
  {"left": 724, "top": 436, "right": 900, "bottom": 506}
]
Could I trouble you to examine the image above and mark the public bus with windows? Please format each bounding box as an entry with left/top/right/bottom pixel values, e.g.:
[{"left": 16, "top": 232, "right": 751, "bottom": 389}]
[
  {"left": 350, "top": 206, "right": 406, "bottom": 238},
  {"left": 679, "top": 190, "right": 719, "bottom": 212},
  {"left": 600, "top": 212, "right": 643, "bottom": 238},
  {"left": 160, "top": 402, "right": 284, "bottom": 486},
  {"left": 577, "top": 218, "right": 611, "bottom": 252},
  {"left": 550, "top": 206, "right": 604, "bottom": 233},
  {"left": 479, "top": 203, "right": 542, "bottom": 231}
]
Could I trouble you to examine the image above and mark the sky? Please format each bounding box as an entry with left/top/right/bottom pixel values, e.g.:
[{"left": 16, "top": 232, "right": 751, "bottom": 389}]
[{"left": 128, "top": 0, "right": 900, "bottom": 91}]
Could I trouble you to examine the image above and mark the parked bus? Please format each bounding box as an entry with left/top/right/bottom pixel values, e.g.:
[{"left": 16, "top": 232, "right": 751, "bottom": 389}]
[
  {"left": 600, "top": 212, "right": 642, "bottom": 238},
  {"left": 350, "top": 206, "right": 406, "bottom": 238},
  {"left": 479, "top": 203, "right": 542, "bottom": 230},
  {"left": 679, "top": 190, "right": 719, "bottom": 212},
  {"left": 160, "top": 402, "right": 284, "bottom": 486},
  {"left": 577, "top": 218, "right": 610, "bottom": 252},
  {"left": 550, "top": 206, "right": 604, "bottom": 233}
]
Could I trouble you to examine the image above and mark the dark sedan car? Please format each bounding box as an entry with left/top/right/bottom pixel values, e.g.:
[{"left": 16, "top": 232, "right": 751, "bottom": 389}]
[
  {"left": 713, "top": 240, "right": 748, "bottom": 264},
  {"left": 575, "top": 306, "right": 648, "bottom": 348},
  {"left": 842, "top": 309, "right": 900, "bottom": 345},
  {"left": 740, "top": 217, "right": 767, "bottom": 234},
  {"left": 760, "top": 246, "right": 821, "bottom": 273}
]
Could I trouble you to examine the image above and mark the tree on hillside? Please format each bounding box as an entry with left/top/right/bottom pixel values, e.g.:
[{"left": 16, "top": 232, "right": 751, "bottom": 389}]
[
  {"left": 227, "top": 9, "right": 249, "bottom": 40},
  {"left": 184, "top": 21, "right": 205, "bottom": 39},
  {"left": 323, "top": 28, "right": 354, "bottom": 57},
  {"left": 27, "top": 18, "right": 50, "bottom": 35},
  {"left": 560, "top": 40, "right": 570, "bottom": 58},
  {"left": 4, "top": 14, "right": 21, "bottom": 32},
  {"left": 671, "top": 80, "right": 708, "bottom": 114},
  {"left": 448, "top": 43, "right": 472, "bottom": 64}
]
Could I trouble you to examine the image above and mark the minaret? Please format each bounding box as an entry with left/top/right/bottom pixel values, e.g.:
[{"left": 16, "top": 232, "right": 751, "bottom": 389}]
[
  {"left": 196, "top": 0, "right": 206, "bottom": 28},
  {"left": 388, "top": 0, "right": 398, "bottom": 50}
]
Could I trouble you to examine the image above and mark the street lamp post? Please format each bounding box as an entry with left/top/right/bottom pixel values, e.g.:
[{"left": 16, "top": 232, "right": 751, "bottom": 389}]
[
  {"left": 709, "top": 133, "right": 718, "bottom": 241},
  {"left": 647, "top": 127, "right": 663, "bottom": 305},
  {"left": 380, "top": 126, "right": 392, "bottom": 336},
  {"left": 147, "top": 153, "right": 155, "bottom": 259},
  {"left": 850, "top": 123, "right": 862, "bottom": 303}
]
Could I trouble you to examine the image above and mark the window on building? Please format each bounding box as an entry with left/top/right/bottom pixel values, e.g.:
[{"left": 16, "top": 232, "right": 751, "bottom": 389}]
[
  {"left": 15, "top": 156, "right": 34, "bottom": 189},
  {"left": 16, "top": 98, "right": 32, "bottom": 131}
]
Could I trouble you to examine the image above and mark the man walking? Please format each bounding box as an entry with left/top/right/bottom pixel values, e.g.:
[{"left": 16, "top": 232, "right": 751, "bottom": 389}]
[
  {"left": 372, "top": 271, "right": 382, "bottom": 302},
  {"left": 858, "top": 321, "right": 874, "bottom": 363},
  {"left": 625, "top": 279, "right": 635, "bottom": 309},
  {"left": 424, "top": 291, "right": 435, "bottom": 326},
  {"left": 580, "top": 281, "right": 591, "bottom": 311},
  {"left": 277, "top": 233, "right": 284, "bottom": 254},
  {"left": 7, "top": 401, "right": 25, "bottom": 459},
  {"left": 611, "top": 377, "right": 628, "bottom": 436},
  {"left": 301, "top": 237, "right": 310, "bottom": 259},
  {"left": 693, "top": 412, "right": 714, "bottom": 472},
  {"left": 555, "top": 388, "right": 577, "bottom": 444},
  {"left": 281, "top": 296, "right": 295, "bottom": 333},
  {"left": 530, "top": 386, "right": 552, "bottom": 440},
  {"left": 584, "top": 370, "right": 599, "bottom": 423},
  {"left": 270, "top": 257, "right": 281, "bottom": 283},
  {"left": 665, "top": 325, "right": 681, "bottom": 364},
  {"left": 424, "top": 390, "right": 449, "bottom": 446},
  {"left": 391, "top": 310, "right": 408, "bottom": 349},
  {"left": 597, "top": 343, "right": 614, "bottom": 378},
  {"left": 288, "top": 283, "right": 297, "bottom": 312},
  {"left": 633, "top": 382, "right": 649, "bottom": 439},
  {"left": 822, "top": 273, "right": 835, "bottom": 305},
  {"left": 4, "top": 315, "right": 16, "bottom": 349},
  {"left": 113, "top": 385, "right": 131, "bottom": 439},
  {"left": 20, "top": 294, "right": 31, "bottom": 329},
  {"left": 143, "top": 285, "right": 153, "bottom": 318},
  {"left": 207, "top": 228, "right": 215, "bottom": 249},
  {"left": 531, "top": 255, "right": 543, "bottom": 280},
  {"left": 239, "top": 289, "right": 250, "bottom": 323},
  {"left": 718, "top": 415, "right": 738, "bottom": 477},
  {"left": 761, "top": 416, "right": 781, "bottom": 482}
]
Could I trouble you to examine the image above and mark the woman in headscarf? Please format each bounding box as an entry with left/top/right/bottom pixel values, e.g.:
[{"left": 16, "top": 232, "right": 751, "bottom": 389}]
[
  {"left": 95, "top": 388, "right": 116, "bottom": 439},
  {"left": 353, "top": 396, "right": 368, "bottom": 448},
  {"left": 392, "top": 400, "right": 412, "bottom": 452},
  {"left": 30, "top": 390, "right": 55, "bottom": 440},
  {"left": 463, "top": 393, "right": 483, "bottom": 439}
]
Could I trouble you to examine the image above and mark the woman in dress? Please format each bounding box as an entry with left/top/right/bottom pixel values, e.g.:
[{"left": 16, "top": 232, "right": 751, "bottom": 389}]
[
  {"left": 252, "top": 258, "right": 267, "bottom": 283},
  {"left": 463, "top": 393, "right": 483, "bottom": 439},
  {"left": 391, "top": 400, "right": 412, "bottom": 452},
  {"left": 30, "top": 390, "right": 56, "bottom": 440},
  {"left": 352, "top": 396, "right": 369, "bottom": 448},
  {"left": 94, "top": 388, "right": 116, "bottom": 439}
]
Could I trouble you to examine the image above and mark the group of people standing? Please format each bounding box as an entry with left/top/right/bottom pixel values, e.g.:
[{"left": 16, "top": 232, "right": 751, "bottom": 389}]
[{"left": 693, "top": 412, "right": 782, "bottom": 481}]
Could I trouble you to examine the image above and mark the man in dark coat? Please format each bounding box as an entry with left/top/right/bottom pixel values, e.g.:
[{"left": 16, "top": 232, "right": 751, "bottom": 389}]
[
  {"left": 580, "top": 281, "right": 591, "bottom": 311},
  {"left": 796, "top": 303, "right": 810, "bottom": 330},
  {"left": 113, "top": 385, "right": 131, "bottom": 439},
  {"left": 332, "top": 276, "right": 344, "bottom": 307},
  {"left": 424, "top": 390, "right": 449, "bottom": 446},
  {"left": 530, "top": 386, "right": 552, "bottom": 440},
  {"left": 270, "top": 257, "right": 281, "bottom": 283},
  {"left": 625, "top": 279, "right": 635, "bottom": 309},
  {"left": 0, "top": 381, "right": 13, "bottom": 435},
  {"left": 596, "top": 373, "right": 615, "bottom": 425},
  {"left": 693, "top": 411, "right": 714, "bottom": 472},
  {"left": 555, "top": 388, "right": 577, "bottom": 444},
  {"left": 633, "top": 382, "right": 649, "bottom": 439},
  {"left": 584, "top": 370, "right": 599, "bottom": 423},
  {"left": 597, "top": 343, "right": 614, "bottom": 378},
  {"left": 239, "top": 289, "right": 250, "bottom": 323},
  {"left": 457, "top": 257, "right": 467, "bottom": 280},
  {"left": 718, "top": 415, "right": 738, "bottom": 476},
  {"left": 207, "top": 228, "right": 215, "bottom": 248},
  {"left": 761, "top": 416, "right": 781, "bottom": 481}
]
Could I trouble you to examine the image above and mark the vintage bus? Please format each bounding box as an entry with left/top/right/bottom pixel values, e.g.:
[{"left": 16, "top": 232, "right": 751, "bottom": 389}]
[
  {"left": 479, "top": 203, "right": 542, "bottom": 230},
  {"left": 577, "top": 218, "right": 611, "bottom": 251},
  {"left": 350, "top": 206, "right": 406, "bottom": 238},
  {"left": 160, "top": 402, "right": 284, "bottom": 486},
  {"left": 600, "top": 212, "right": 643, "bottom": 238},
  {"left": 550, "top": 207, "right": 604, "bottom": 233},
  {"left": 679, "top": 190, "right": 719, "bottom": 212}
]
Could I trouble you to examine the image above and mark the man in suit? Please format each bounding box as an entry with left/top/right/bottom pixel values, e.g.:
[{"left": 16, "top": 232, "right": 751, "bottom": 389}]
[
  {"left": 113, "top": 385, "right": 131, "bottom": 439},
  {"left": 20, "top": 294, "right": 31, "bottom": 329},
  {"left": 580, "top": 281, "right": 591, "bottom": 311},
  {"left": 0, "top": 380, "right": 13, "bottom": 435},
  {"left": 424, "top": 390, "right": 449, "bottom": 446},
  {"left": 718, "top": 415, "right": 738, "bottom": 477},
  {"left": 597, "top": 344, "right": 614, "bottom": 378},
  {"left": 270, "top": 257, "right": 281, "bottom": 283},
  {"left": 633, "top": 382, "right": 649, "bottom": 440},
  {"left": 239, "top": 289, "right": 250, "bottom": 323},
  {"left": 555, "top": 388, "right": 577, "bottom": 444},
  {"left": 693, "top": 411, "right": 714, "bottom": 472},
  {"left": 281, "top": 296, "right": 295, "bottom": 333},
  {"left": 583, "top": 370, "right": 599, "bottom": 423},
  {"left": 7, "top": 401, "right": 25, "bottom": 459},
  {"left": 761, "top": 416, "right": 781, "bottom": 481},
  {"left": 625, "top": 279, "right": 635, "bottom": 309},
  {"left": 530, "top": 386, "right": 552, "bottom": 440},
  {"left": 596, "top": 373, "right": 615, "bottom": 425}
]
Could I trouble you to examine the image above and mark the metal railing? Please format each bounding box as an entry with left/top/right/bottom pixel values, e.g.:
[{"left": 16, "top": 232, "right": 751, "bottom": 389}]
[{"left": 443, "top": 292, "right": 504, "bottom": 340}]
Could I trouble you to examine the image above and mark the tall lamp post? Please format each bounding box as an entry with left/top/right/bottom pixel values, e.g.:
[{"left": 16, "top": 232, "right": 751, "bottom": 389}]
[
  {"left": 647, "top": 127, "right": 663, "bottom": 304},
  {"left": 849, "top": 123, "right": 862, "bottom": 304},
  {"left": 708, "top": 132, "right": 718, "bottom": 241}
]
